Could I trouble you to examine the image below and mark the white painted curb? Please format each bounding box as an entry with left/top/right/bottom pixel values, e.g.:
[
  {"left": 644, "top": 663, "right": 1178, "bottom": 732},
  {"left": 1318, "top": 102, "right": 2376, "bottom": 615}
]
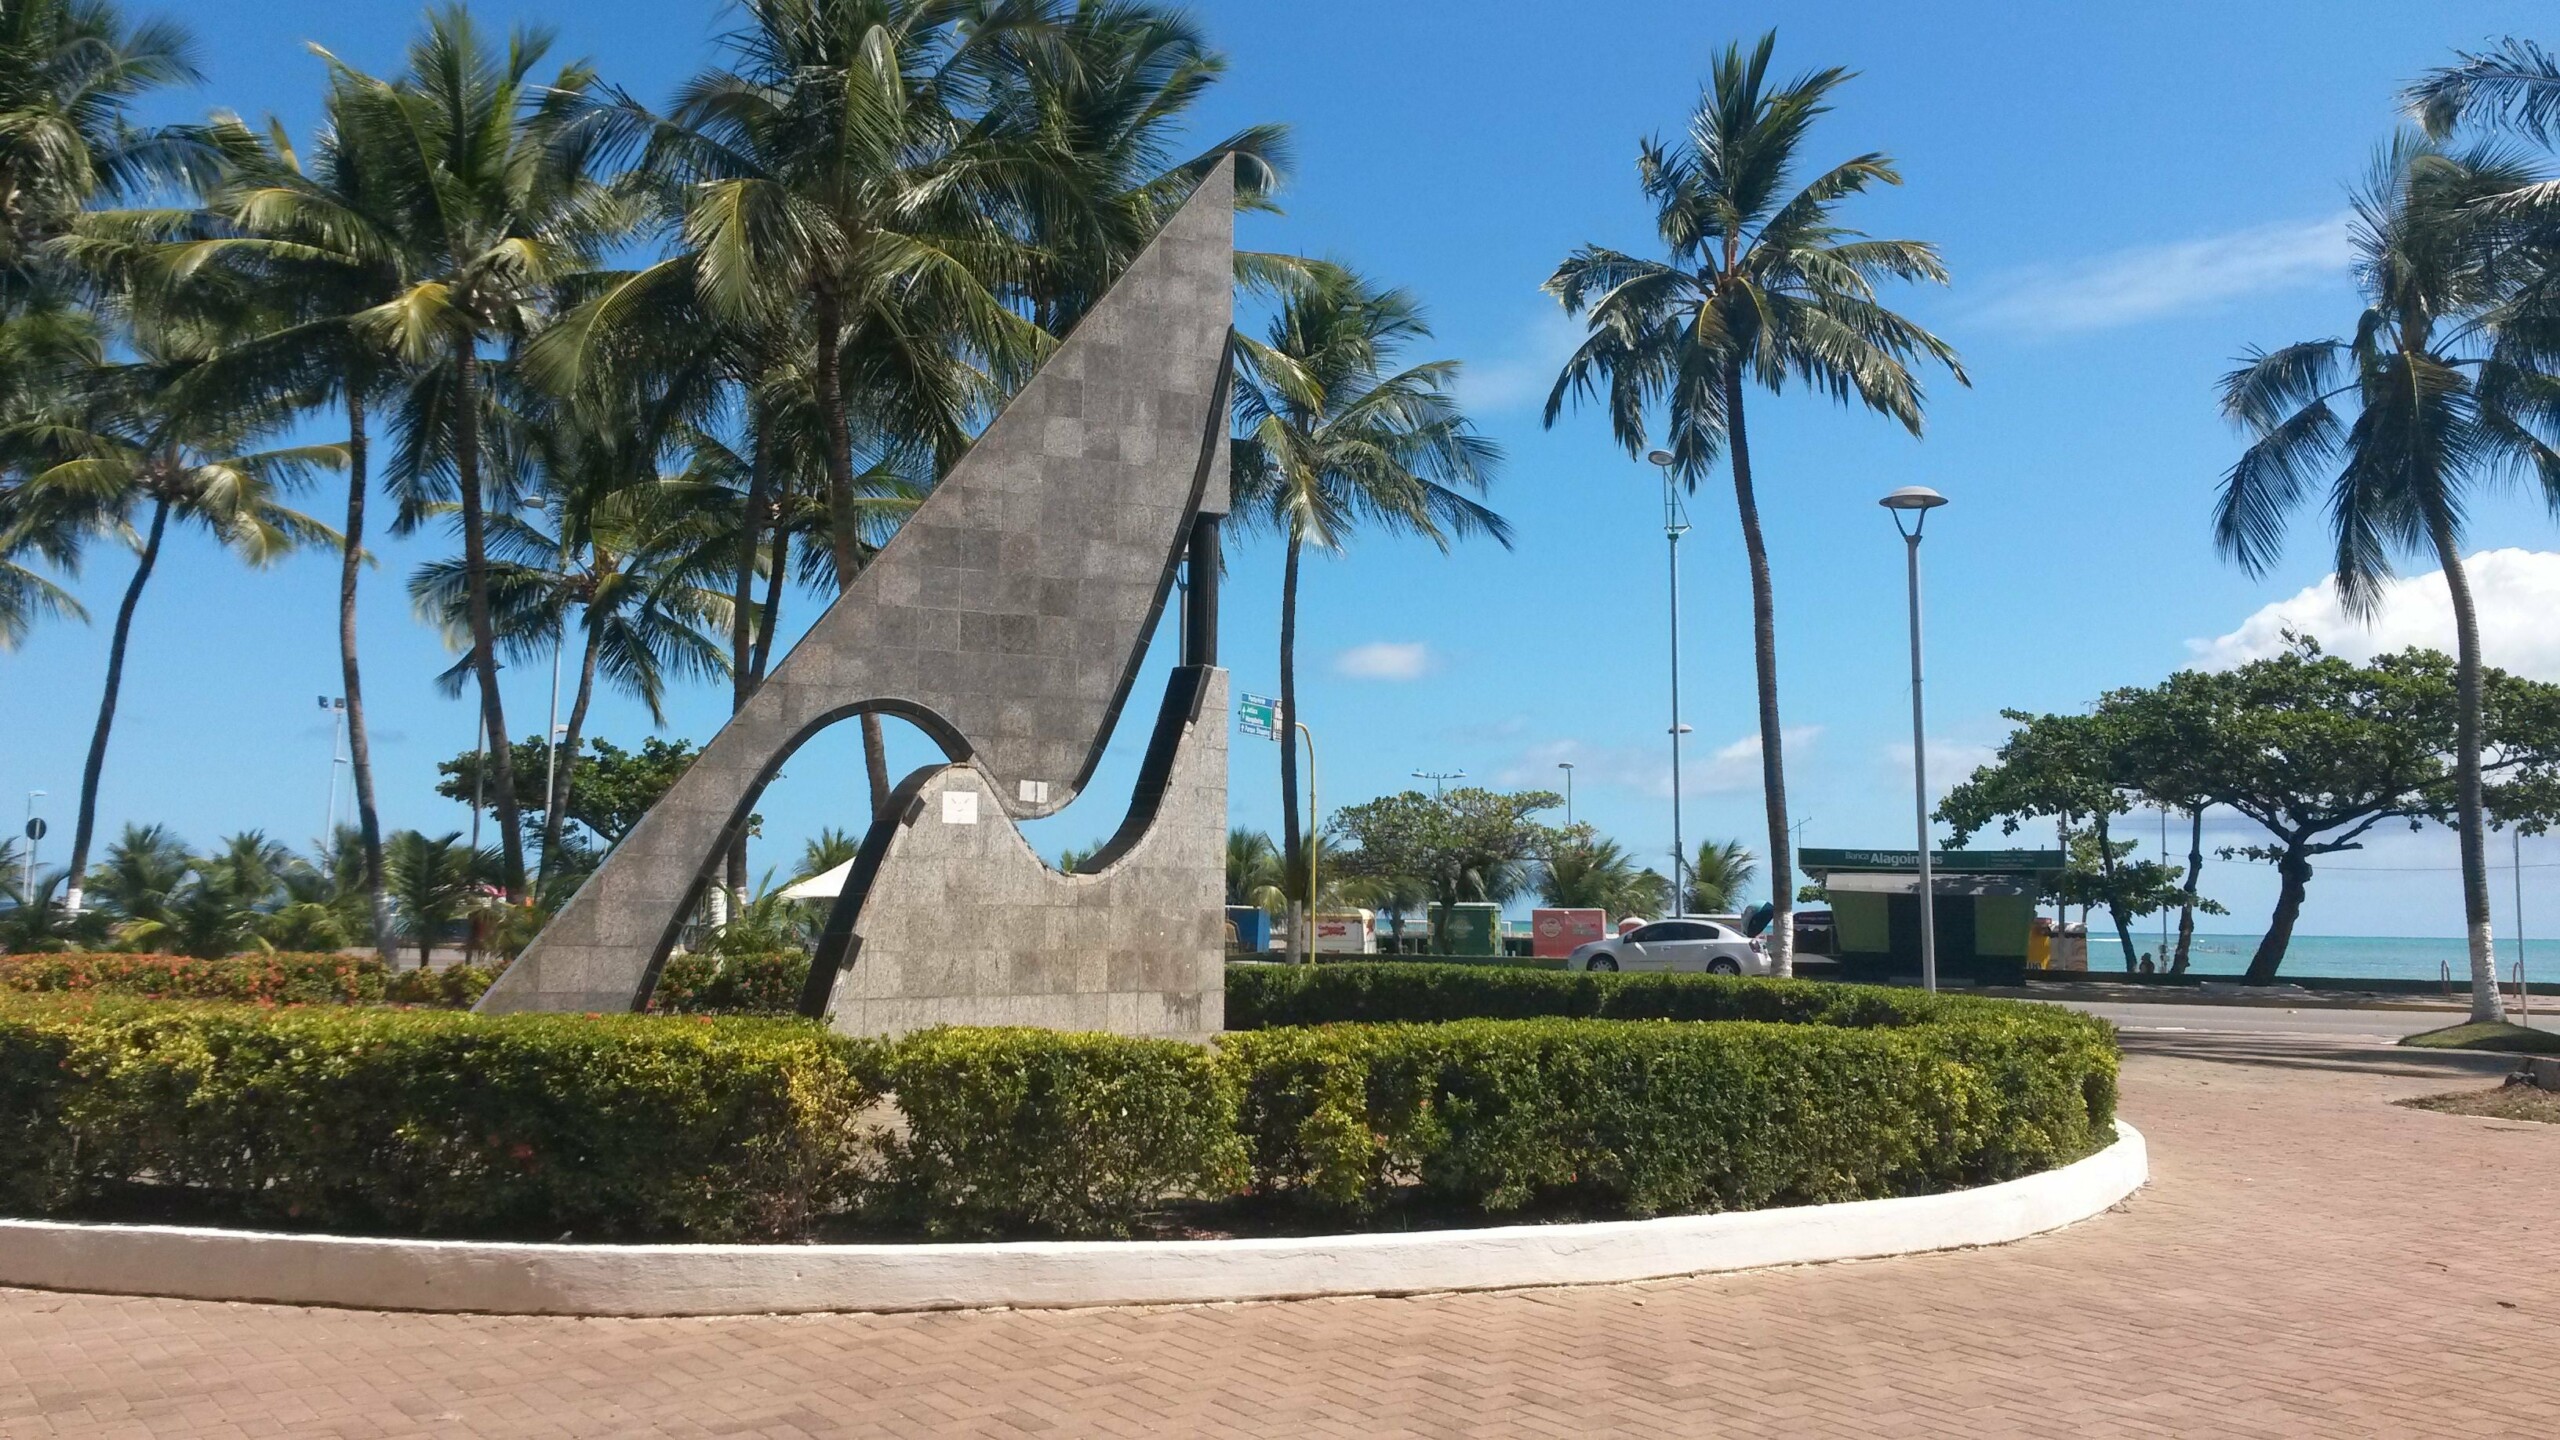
[{"left": 0, "top": 1122, "right": 2144, "bottom": 1317}]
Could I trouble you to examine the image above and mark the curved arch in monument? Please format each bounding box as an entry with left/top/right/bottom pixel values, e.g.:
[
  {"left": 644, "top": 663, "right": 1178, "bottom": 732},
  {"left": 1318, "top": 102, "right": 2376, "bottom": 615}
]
[{"left": 476, "top": 161, "right": 1234, "bottom": 1020}]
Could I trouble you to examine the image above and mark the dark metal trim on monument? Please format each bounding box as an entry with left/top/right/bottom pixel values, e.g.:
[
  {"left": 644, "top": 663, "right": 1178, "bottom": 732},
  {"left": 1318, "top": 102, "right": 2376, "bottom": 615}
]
[{"left": 477, "top": 159, "right": 1235, "bottom": 1026}]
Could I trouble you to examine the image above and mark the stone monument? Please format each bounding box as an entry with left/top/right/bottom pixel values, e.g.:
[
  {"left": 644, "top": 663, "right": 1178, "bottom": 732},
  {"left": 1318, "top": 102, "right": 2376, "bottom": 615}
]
[{"left": 476, "top": 161, "right": 1234, "bottom": 1039}]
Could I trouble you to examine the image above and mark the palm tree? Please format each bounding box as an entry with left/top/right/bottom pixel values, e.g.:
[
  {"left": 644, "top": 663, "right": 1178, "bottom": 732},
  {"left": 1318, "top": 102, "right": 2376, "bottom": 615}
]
[
  {"left": 1685, "top": 838, "right": 1760, "bottom": 915},
  {"left": 117, "top": 100, "right": 423, "bottom": 960},
  {"left": 326, "top": 6, "right": 622, "bottom": 901},
  {"left": 1543, "top": 32, "right": 1964, "bottom": 976},
  {"left": 384, "top": 828, "right": 477, "bottom": 968},
  {"left": 1230, "top": 263, "right": 1506, "bottom": 943},
  {"left": 17, "top": 355, "right": 337, "bottom": 912},
  {"left": 1539, "top": 835, "right": 1671, "bottom": 919},
  {"left": 0, "top": 0, "right": 222, "bottom": 301},
  {"left": 2408, "top": 39, "right": 2560, "bottom": 150},
  {"left": 563, "top": 0, "right": 1043, "bottom": 824},
  {"left": 2213, "top": 135, "right": 2559, "bottom": 1025},
  {"left": 412, "top": 436, "right": 734, "bottom": 887},
  {"left": 81, "top": 819, "right": 188, "bottom": 932},
  {"left": 1224, "top": 827, "right": 1287, "bottom": 912}
]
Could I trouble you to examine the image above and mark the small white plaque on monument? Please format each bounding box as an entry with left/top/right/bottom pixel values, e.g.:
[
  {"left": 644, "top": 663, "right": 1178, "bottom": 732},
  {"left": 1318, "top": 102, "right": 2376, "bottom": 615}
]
[
  {"left": 942, "top": 790, "right": 980, "bottom": 825},
  {"left": 1018, "top": 779, "right": 1050, "bottom": 804}
]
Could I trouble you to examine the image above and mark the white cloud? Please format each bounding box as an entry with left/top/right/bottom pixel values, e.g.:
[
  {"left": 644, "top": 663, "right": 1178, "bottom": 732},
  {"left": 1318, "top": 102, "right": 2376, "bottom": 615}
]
[
  {"left": 1454, "top": 309, "right": 1588, "bottom": 412},
  {"left": 1498, "top": 728, "right": 1822, "bottom": 799},
  {"left": 1334, "top": 640, "right": 1434, "bottom": 681},
  {"left": 1965, "top": 213, "right": 2353, "bottom": 336},
  {"left": 1882, "top": 737, "right": 2000, "bottom": 782},
  {"left": 2189, "top": 549, "right": 2560, "bottom": 681}
]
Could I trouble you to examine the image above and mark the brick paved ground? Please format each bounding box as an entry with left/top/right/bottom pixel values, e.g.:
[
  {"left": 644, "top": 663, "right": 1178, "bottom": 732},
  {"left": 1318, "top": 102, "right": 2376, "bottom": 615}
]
[{"left": 2, "top": 1033, "right": 2553, "bottom": 1438}]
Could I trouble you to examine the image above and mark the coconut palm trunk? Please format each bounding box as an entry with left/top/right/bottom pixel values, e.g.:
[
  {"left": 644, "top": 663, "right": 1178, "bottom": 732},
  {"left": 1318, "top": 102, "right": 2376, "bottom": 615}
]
[
  {"left": 724, "top": 417, "right": 772, "bottom": 897},
  {"left": 1722, "top": 363, "right": 1795, "bottom": 976},
  {"left": 753, "top": 522, "right": 786, "bottom": 682},
  {"left": 810, "top": 285, "right": 897, "bottom": 825},
  {"left": 452, "top": 344, "right": 525, "bottom": 899},
  {"left": 1278, "top": 530, "right": 1306, "bottom": 958},
  {"left": 65, "top": 496, "right": 171, "bottom": 913},
  {"left": 339, "top": 384, "right": 394, "bottom": 960},
  {"left": 542, "top": 622, "right": 602, "bottom": 881},
  {"left": 2429, "top": 515, "right": 2504, "bottom": 1022}
]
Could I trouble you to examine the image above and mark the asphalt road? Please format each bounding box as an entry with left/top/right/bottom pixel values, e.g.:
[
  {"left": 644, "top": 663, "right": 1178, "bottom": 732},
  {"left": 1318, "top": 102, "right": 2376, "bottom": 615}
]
[{"left": 2043, "top": 997, "right": 2555, "bottom": 1041}]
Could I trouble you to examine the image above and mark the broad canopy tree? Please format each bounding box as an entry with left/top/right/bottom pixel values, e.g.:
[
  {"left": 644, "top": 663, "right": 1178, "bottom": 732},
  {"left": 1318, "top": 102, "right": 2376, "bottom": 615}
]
[
  {"left": 1946, "top": 638, "right": 2560, "bottom": 982},
  {"left": 1326, "top": 786, "right": 1567, "bottom": 943}
]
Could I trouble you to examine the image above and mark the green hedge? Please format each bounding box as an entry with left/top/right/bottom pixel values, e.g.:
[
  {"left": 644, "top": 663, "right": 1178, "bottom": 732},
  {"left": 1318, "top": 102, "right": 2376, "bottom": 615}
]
[
  {"left": 0, "top": 952, "right": 387, "bottom": 1005},
  {"left": 650, "top": 950, "right": 810, "bottom": 1014},
  {"left": 0, "top": 997, "right": 869, "bottom": 1240},
  {"left": 1227, "top": 961, "right": 1970, "bottom": 1030},
  {"left": 1220, "top": 1012, "right": 2114, "bottom": 1217},
  {"left": 0, "top": 969, "right": 2117, "bottom": 1242},
  {"left": 867, "top": 1027, "right": 1245, "bottom": 1238}
]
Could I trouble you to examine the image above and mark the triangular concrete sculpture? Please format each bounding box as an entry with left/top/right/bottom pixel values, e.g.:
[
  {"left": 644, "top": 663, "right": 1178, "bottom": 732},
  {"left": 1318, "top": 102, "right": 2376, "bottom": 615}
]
[{"left": 477, "top": 162, "right": 1234, "bottom": 1038}]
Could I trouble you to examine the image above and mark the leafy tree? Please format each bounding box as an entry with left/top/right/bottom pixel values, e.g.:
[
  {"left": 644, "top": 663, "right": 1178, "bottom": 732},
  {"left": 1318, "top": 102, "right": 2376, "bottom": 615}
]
[
  {"left": 438, "top": 734, "right": 706, "bottom": 855},
  {"left": 1231, "top": 264, "right": 1505, "bottom": 918},
  {"left": 1685, "top": 838, "right": 1759, "bottom": 914},
  {"left": 1543, "top": 32, "right": 1965, "bottom": 977},
  {"left": 1940, "top": 709, "right": 2159, "bottom": 972},
  {"left": 1327, "top": 787, "right": 1566, "bottom": 940},
  {"left": 1953, "top": 640, "right": 2560, "bottom": 981},
  {"left": 2211, "top": 135, "right": 2560, "bottom": 1020},
  {"left": 1539, "top": 834, "right": 1670, "bottom": 918},
  {"left": 2049, "top": 831, "right": 2224, "bottom": 972}
]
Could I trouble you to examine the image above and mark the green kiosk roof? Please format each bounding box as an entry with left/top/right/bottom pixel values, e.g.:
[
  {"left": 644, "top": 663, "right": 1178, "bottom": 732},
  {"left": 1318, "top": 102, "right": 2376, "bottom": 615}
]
[{"left": 1799, "top": 847, "right": 2063, "bottom": 876}]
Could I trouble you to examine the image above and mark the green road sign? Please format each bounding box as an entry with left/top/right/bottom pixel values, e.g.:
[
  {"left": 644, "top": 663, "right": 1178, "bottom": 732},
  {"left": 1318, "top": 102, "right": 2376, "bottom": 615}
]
[{"left": 1238, "top": 693, "right": 1279, "bottom": 740}]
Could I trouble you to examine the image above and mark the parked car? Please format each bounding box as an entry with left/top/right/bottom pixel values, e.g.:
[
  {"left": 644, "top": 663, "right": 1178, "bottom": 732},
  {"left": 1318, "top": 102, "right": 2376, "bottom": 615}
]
[{"left": 1567, "top": 917, "right": 1766, "bottom": 975}]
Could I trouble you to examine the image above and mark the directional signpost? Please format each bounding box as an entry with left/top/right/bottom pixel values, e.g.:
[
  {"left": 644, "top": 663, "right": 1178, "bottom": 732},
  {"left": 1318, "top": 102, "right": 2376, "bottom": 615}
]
[{"left": 1238, "top": 692, "right": 1279, "bottom": 741}]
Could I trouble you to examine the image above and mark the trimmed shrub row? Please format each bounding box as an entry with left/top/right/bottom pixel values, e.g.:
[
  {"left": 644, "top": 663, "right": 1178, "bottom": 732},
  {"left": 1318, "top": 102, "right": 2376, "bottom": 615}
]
[
  {"left": 650, "top": 950, "right": 810, "bottom": 1014},
  {"left": 0, "top": 952, "right": 387, "bottom": 1005},
  {"left": 0, "top": 998, "right": 867, "bottom": 1240},
  {"left": 0, "top": 975, "right": 2116, "bottom": 1242},
  {"left": 0, "top": 950, "right": 815, "bottom": 1016},
  {"left": 1227, "top": 960, "right": 1982, "bottom": 1030}
]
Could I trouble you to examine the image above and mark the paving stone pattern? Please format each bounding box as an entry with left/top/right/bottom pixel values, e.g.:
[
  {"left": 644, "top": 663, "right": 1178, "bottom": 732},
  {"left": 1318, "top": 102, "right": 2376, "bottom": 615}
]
[{"left": 2, "top": 1034, "right": 2554, "bottom": 1438}]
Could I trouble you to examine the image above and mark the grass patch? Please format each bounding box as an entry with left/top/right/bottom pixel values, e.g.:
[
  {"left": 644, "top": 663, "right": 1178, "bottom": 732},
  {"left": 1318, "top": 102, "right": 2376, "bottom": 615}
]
[
  {"left": 2398, "top": 1021, "right": 2560, "bottom": 1055},
  {"left": 2399, "top": 1084, "right": 2560, "bottom": 1126}
]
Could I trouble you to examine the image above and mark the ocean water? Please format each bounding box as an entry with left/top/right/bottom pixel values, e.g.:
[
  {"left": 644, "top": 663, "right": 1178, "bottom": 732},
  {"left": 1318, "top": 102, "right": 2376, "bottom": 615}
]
[{"left": 2106, "top": 931, "right": 2544, "bottom": 983}]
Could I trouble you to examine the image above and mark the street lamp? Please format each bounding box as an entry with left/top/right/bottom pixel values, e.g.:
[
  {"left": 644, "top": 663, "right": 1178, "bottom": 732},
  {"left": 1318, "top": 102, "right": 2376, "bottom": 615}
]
[
  {"left": 1881, "top": 485, "right": 1949, "bottom": 992},
  {"left": 1557, "top": 761, "right": 1575, "bottom": 826},
  {"left": 1649, "top": 450, "right": 1692, "bottom": 916}
]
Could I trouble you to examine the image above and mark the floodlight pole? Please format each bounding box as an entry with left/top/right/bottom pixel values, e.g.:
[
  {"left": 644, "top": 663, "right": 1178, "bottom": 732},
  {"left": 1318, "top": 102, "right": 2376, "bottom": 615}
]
[{"left": 1651, "top": 452, "right": 1690, "bottom": 915}]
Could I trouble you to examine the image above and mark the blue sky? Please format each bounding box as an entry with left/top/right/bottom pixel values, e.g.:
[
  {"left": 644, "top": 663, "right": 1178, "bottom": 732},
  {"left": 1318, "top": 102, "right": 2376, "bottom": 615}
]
[{"left": 8, "top": 0, "right": 2560, "bottom": 944}]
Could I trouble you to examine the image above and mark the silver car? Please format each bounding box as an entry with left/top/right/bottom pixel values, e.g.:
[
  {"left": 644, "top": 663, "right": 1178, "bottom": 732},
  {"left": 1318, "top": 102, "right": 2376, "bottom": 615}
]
[{"left": 1567, "top": 917, "right": 1767, "bottom": 975}]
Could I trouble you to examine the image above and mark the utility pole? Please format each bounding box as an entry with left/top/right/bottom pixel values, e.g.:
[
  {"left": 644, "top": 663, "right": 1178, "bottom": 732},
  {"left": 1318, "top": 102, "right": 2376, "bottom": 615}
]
[{"left": 1412, "top": 769, "right": 1464, "bottom": 798}]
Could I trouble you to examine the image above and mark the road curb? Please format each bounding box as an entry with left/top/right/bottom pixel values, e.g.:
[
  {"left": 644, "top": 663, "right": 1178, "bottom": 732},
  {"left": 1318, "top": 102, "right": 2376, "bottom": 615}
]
[{"left": 0, "top": 1123, "right": 2146, "bottom": 1317}]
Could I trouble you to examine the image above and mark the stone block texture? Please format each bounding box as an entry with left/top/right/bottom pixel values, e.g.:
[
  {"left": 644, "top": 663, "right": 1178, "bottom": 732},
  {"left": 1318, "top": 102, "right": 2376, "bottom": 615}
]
[
  {"left": 478, "top": 161, "right": 1234, "bottom": 1016},
  {"left": 822, "top": 669, "right": 1227, "bottom": 1041}
]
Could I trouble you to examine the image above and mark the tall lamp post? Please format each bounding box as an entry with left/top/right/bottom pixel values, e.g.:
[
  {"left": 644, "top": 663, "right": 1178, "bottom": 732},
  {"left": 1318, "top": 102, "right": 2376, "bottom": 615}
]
[
  {"left": 1881, "top": 485, "right": 1949, "bottom": 992},
  {"left": 1557, "top": 761, "right": 1575, "bottom": 826},
  {"left": 1648, "top": 450, "right": 1691, "bottom": 915},
  {"left": 22, "top": 791, "right": 43, "bottom": 904},
  {"left": 1412, "top": 769, "right": 1465, "bottom": 798}
]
